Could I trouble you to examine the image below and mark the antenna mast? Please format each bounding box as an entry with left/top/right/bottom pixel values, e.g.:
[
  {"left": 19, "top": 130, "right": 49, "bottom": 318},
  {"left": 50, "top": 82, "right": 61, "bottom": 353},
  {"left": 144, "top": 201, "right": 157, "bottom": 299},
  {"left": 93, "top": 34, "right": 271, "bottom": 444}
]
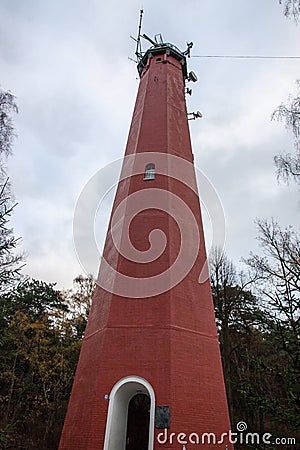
[{"left": 132, "top": 9, "right": 144, "bottom": 62}]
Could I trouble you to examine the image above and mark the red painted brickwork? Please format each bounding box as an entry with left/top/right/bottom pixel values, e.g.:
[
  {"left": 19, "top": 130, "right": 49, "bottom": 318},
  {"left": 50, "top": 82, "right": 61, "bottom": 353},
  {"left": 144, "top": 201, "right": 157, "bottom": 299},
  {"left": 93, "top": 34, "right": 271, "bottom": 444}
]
[{"left": 59, "top": 46, "right": 234, "bottom": 450}]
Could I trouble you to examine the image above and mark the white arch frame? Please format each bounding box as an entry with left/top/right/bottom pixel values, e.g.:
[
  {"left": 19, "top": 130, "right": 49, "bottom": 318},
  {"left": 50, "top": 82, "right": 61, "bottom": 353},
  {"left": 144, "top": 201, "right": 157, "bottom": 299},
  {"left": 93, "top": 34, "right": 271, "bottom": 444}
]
[{"left": 103, "top": 376, "right": 155, "bottom": 450}]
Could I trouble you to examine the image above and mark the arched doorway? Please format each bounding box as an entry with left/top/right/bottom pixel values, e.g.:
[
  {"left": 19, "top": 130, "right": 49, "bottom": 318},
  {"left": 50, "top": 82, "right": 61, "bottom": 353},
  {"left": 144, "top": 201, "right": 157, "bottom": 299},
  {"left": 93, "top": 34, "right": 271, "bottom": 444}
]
[
  {"left": 126, "top": 394, "right": 150, "bottom": 450},
  {"left": 103, "top": 376, "right": 155, "bottom": 450}
]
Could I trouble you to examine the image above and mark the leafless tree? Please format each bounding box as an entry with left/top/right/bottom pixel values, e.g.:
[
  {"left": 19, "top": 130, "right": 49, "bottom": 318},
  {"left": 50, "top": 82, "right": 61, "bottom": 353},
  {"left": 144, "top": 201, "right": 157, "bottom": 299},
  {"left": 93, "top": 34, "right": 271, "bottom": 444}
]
[
  {"left": 0, "top": 88, "right": 23, "bottom": 292},
  {"left": 243, "top": 219, "right": 300, "bottom": 366},
  {"left": 279, "top": 0, "right": 300, "bottom": 22},
  {"left": 272, "top": 80, "right": 300, "bottom": 186},
  {"left": 0, "top": 90, "right": 18, "bottom": 161}
]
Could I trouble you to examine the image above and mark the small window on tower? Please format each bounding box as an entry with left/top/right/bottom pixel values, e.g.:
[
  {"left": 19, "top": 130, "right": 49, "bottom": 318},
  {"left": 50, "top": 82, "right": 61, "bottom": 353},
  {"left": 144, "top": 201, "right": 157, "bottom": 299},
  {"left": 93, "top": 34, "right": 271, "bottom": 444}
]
[{"left": 144, "top": 163, "right": 155, "bottom": 180}]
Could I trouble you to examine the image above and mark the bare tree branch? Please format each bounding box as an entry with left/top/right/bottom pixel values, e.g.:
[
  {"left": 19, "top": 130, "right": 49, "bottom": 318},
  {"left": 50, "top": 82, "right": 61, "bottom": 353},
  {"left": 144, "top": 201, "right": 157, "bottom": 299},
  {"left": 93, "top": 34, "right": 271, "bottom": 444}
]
[
  {"left": 0, "top": 88, "right": 23, "bottom": 292},
  {"left": 243, "top": 219, "right": 300, "bottom": 337},
  {"left": 279, "top": 0, "right": 300, "bottom": 22},
  {"left": 0, "top": 89, "right": 18, "bottom": 160},
  {"left": 272, "top": 80, "right": 300, "bottom": 185}
]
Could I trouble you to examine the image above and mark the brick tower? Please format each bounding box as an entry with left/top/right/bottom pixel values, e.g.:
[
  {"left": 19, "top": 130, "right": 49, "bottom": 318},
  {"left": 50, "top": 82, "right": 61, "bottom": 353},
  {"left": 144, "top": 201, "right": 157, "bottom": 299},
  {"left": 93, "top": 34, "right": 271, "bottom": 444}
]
[{"left": 59, "top": 33, "right": 233, "bottom": 450}]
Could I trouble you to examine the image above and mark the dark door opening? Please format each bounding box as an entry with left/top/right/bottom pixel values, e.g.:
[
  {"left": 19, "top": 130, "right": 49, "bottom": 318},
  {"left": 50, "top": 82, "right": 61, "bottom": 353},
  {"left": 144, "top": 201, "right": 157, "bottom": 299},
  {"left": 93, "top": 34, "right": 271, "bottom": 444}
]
[{"left": 125, "top": 393, "right": 150, "bottom": 450}]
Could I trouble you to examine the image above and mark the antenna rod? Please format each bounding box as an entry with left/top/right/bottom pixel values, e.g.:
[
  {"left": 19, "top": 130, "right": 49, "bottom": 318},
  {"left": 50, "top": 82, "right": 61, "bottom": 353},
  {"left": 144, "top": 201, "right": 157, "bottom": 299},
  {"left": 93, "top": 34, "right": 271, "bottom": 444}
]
[
  {"left": 135, "top": 9, "right": 144, "bottom": 59},
  {"left": 142, "top": 33, "right": 158, "bottom": 47}
]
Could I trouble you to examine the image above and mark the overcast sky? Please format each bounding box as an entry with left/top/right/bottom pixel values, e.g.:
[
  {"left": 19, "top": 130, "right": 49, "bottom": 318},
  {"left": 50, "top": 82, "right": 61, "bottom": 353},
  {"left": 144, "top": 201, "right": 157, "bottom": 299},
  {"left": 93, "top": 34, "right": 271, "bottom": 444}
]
[{"left": 1, "top": 0, "right": 299, "bottom": 289}]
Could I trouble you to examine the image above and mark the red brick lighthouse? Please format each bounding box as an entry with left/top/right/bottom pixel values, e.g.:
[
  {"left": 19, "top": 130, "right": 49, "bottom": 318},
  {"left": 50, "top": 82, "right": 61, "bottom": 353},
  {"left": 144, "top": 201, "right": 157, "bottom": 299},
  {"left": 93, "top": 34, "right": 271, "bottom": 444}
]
[{"left": 59, "top": 29, "right": 233, "bottom": 450}]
